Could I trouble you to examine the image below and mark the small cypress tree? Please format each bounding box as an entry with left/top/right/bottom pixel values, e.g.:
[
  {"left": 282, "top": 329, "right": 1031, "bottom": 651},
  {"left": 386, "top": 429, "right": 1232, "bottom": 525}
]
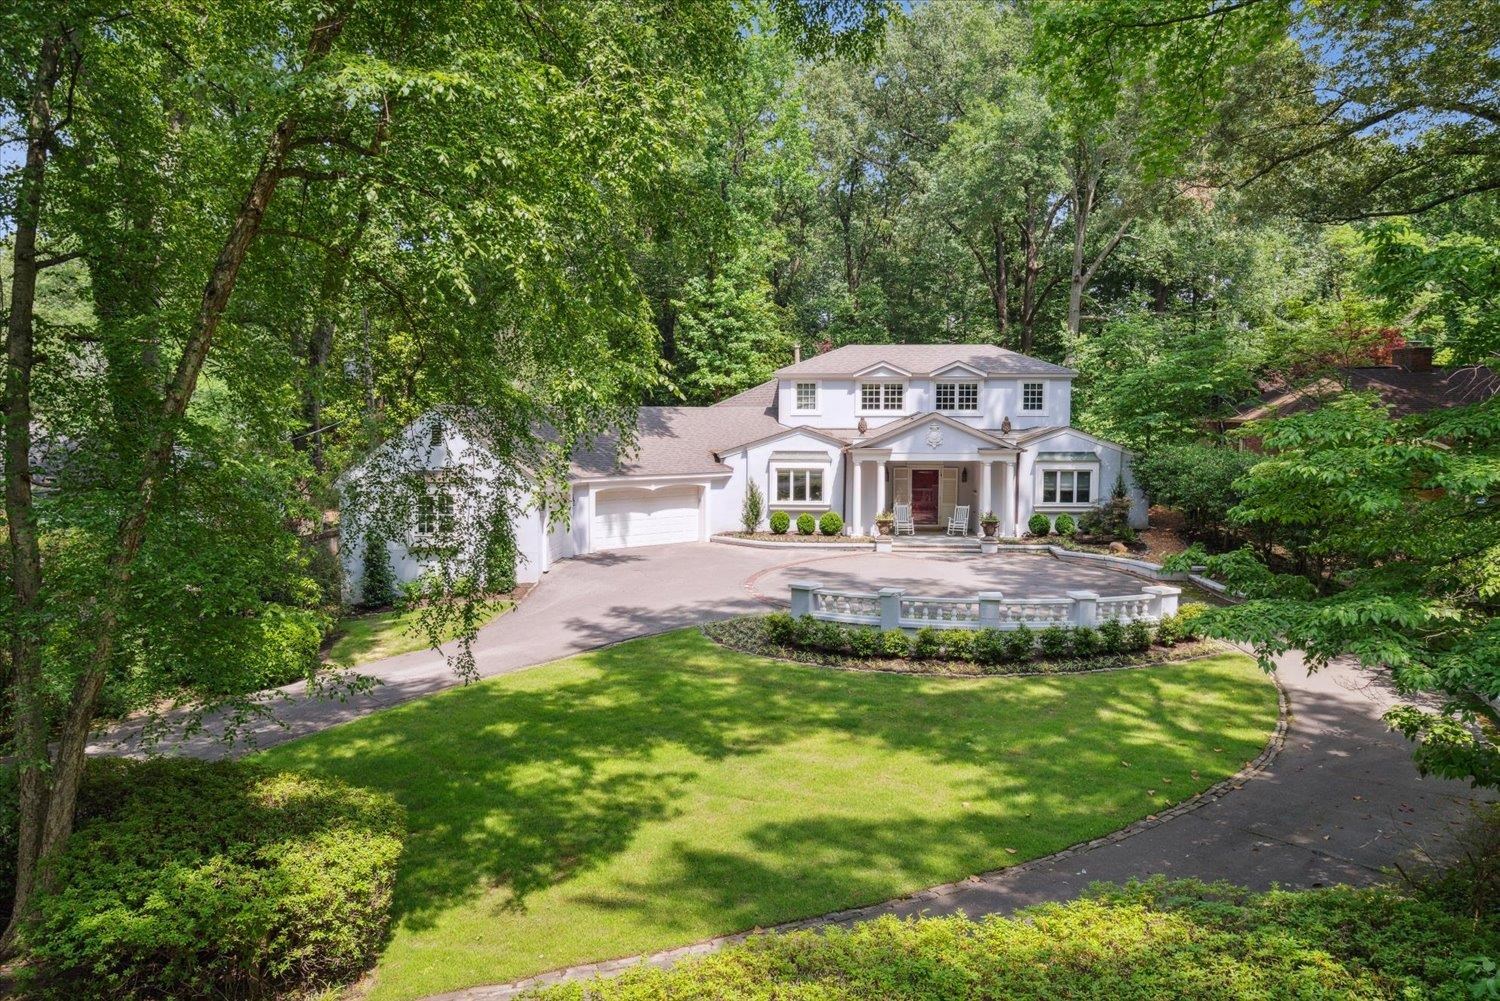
[
  {"left": 361, "top": 533, "right": 397, "bottom": 608},
  {"left": 742, "top": 480, "right": 764, "bottom": 533}
]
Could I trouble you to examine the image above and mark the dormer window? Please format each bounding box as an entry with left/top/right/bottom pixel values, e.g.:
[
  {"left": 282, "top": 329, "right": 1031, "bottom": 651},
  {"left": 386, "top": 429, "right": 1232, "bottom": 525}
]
[
  {"left": 936, "top": 381, "right": 979, "bottom": 412},
  {"left": 859, "top": 381, "right": 905, "bottom": 412},
  {"left": 1022, "top": 382, "right": 1045, "bottom": 412},
  {"left": 794, "top": 382, "right": 818, "bottom": 412}
]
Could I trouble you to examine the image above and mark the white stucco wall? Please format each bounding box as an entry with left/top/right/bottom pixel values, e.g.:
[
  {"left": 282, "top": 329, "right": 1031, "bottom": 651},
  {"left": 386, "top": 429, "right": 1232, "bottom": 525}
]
[{"left": 1014, "top": 429, "right": 1148, "bottom": 535}]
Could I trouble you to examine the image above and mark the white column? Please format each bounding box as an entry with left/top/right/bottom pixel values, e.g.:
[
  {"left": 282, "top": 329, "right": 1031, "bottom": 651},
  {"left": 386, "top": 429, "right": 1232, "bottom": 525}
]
[
  {"left": 1001, "top": 459, "right": 1016, "bottom": 537},
  {"left": 875, "top": 458, "right": 887, "bottom": 516},
  {"left": 979, "top": 459, "right": 993, "bottom": 524},
  {"left": 852, "top": 459, "right": 863, "bottom": 536}
]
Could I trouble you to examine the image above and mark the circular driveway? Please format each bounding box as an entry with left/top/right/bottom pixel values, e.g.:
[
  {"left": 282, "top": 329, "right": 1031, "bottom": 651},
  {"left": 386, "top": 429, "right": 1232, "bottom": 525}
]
[{"left": 750, "top": 551, "right": 1153, "bottom": 603}]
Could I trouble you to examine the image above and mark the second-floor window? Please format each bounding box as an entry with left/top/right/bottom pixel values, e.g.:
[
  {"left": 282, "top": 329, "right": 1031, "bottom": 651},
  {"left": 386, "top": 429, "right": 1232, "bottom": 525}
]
[
  {"left": 936, "top": 381, "right": 979, "bottom": 412},
  {"left": 795, "top": 382, "right": 818, "bottom": 411},
  {"left": 1022, "top": 382, "right": 1045, "bottom": 412},
  {"left": 860, "top": 381, "right": 905, "bottom": 411}
]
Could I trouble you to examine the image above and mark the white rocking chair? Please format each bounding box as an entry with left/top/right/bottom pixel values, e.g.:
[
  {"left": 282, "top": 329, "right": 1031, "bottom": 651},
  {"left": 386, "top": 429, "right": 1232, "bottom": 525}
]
[
  {"left": 892, "top": 502, "right": 916, "bottom": 536},
  {"left": 947, "top": 504, "right": 971, "bottom": 536}
]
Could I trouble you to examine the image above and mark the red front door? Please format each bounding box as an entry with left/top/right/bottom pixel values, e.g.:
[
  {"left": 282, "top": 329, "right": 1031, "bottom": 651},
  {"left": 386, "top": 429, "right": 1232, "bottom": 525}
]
[{"left": 911, "top": 469, "right": 939, "bottom": 524}]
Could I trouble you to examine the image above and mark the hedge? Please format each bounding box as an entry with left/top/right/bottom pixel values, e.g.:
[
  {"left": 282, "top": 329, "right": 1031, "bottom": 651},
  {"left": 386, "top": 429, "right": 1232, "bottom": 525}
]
[
  {"left": 762, "top": 611, "right": 1199, "bottom": 671},
  {"left": 20, "top": 757, "right": 404, "bottom": 1000},
  {"left": 533, "top": 877, "right": 1499, "bottom": 1000}
]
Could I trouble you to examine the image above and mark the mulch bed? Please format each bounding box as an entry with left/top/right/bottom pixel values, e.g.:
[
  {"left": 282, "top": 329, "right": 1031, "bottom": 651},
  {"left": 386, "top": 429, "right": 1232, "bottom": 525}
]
[
  {"left": 702, "top": 615, "right": 1227, "bottom": 678},
  {"left": 720, "top": 532, "right": 875, "bottom": 543}
]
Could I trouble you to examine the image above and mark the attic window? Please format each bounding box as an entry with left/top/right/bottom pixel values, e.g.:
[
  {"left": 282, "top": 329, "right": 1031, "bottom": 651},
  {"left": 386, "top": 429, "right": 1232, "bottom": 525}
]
[{"left": 429, "top": 419, "right": 443, "bottom": 447}]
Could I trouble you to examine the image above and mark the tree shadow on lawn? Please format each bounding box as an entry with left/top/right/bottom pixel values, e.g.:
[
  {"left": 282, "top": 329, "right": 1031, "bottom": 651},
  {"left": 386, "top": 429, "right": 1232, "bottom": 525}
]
[{"left": 262, "top": 630, "right": 1275, "bottom": 941}]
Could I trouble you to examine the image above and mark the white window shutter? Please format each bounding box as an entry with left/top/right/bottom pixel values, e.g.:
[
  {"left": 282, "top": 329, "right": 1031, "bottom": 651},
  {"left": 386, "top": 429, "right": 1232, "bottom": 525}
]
[{"left": 939, "top": 467, "right": 958, "bottom": 522}]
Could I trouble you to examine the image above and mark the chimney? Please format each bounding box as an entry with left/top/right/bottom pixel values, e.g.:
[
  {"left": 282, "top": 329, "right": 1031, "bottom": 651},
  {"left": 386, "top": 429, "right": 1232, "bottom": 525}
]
[
  {"left": 793, "top": 344, "right": 801, "bottom": 365},
  {"left": 1391, "top": 345, "right": 1434, "bottom": 371}
]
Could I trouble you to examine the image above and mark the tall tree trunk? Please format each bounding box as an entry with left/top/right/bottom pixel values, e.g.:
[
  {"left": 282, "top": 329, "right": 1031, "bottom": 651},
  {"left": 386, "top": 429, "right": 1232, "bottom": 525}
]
[
  {"left": 991, "top": 221, "right": 1009, "bottom": 346},
  {"left": 6, "top": 10, "right": 349, "bottom": 934},
  {"left": 1067, "top": 175, "right": 1095, "bottom": 337},
  {"left": 3, "top": 28, "right": 71, "bottom": 952}
]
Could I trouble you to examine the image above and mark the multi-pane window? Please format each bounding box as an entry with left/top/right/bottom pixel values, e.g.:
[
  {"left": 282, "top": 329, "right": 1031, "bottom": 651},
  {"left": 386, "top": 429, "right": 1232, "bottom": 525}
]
[
  {"left": 1041, "top": 469, "right": 1092, "bottom": 504},
  {"left": 417, "top": 488, "right": 455, "bottom": 535},
  {"left": 936, "top": 381, "right": 979, "bottom": 412},
  {"left": 860, "top": 382, "right": 905, "bottom": 411},
  {"left": 774, "top": 468, "right": 824, "bottom": 503},
  {"left": 795, "top": 382, "right": 818, "bottom": 411},
  {"left": 1022, "top": 382, "right": 1045, "bottom": 411}
]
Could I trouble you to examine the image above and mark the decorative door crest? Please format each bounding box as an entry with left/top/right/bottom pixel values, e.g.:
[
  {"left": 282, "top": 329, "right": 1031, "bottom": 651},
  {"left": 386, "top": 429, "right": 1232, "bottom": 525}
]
[{"left": 925, "top": 422, "right": 943, "bottom": 449}]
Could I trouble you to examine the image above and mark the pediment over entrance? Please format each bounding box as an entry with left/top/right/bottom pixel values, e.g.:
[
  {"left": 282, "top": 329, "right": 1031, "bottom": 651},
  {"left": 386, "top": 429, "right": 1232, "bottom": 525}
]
[{"left": 853, "top": 412, "right": 1013, "bottom": 459}]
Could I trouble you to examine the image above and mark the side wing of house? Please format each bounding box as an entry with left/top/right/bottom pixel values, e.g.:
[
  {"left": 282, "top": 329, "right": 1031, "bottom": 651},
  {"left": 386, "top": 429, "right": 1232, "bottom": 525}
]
[{"left": 1013, "top": 427, "right": 1147, "bottom": 533}]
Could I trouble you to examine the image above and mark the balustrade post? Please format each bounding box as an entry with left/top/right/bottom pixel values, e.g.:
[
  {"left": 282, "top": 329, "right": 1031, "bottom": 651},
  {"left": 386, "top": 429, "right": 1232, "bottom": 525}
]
[
  {"left": 1143, "top": 585, "right": 1181, "bottom": 619},
  {"left": 1066, "top": 590, "right": 1100, "bottom": 628},
  {"left": 789, "top": 582, "right": 822, "bottom": 619},
  {"left": 977, "top": 591, "right": 1005, "bottom": 629},
  {"left": 878, "top": 587, "right": 905, "bottom": 632}
]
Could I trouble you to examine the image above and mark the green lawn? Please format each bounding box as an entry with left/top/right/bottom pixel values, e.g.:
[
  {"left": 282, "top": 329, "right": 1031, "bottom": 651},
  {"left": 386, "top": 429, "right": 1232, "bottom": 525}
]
[
  {"left": 325, "top": 601, "right": 510, "bottom": 668},
  {"left": 260, "top": 629, "right": 1277, "bottom": 1001}
]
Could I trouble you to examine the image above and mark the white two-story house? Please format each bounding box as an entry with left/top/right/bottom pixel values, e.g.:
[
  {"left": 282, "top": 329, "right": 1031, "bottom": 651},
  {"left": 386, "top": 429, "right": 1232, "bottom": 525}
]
[{"left": 341, "top": 343, "right": 1147, "bottom": 594}]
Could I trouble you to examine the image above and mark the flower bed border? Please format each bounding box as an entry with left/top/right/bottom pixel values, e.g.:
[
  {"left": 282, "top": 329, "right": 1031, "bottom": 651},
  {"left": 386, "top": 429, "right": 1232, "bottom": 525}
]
[{"left": 702, "top": 614, "right": 1226, "bottom": 678}]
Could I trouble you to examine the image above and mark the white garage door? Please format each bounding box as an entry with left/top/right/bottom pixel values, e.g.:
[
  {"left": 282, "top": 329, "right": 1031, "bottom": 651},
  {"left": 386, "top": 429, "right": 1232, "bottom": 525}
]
[{"left": 592, "top": 486, "right": 701, "bottom": 551}]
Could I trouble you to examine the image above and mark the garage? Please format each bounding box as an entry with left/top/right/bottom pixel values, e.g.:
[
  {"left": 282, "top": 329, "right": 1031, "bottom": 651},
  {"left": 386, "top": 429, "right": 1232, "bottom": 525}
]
[{"left": 591, "top": 485, "right": 702, "bottom": 551}]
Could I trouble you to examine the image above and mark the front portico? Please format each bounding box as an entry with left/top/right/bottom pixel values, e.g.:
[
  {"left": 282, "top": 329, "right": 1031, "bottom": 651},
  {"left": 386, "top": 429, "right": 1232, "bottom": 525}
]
[{"left": 849, "top": 414, "right": 1018, "bottom": 536}]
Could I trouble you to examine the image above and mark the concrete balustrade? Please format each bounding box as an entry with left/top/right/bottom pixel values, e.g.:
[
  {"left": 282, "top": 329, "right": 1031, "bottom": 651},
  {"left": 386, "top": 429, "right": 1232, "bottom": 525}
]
[{"left": 789, "top": 581, "right": 1181, "bottom": 632}]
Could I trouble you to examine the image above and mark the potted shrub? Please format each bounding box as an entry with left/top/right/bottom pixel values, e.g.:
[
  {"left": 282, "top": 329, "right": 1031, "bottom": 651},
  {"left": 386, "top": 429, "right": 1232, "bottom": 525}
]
[
  {"left": 980, "top": 511, "right": 999, "bottom": 538},
  {"left": 874, "top": 510, "right": 895, "bottom": 536}
]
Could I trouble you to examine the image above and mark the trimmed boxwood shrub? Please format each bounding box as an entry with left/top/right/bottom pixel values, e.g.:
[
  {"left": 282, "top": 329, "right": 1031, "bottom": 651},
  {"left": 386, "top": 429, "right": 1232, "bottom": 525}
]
[
  {"left": 1177, "top": 601, "right": 1210, "bottom": 640},
  {"left": 847, "top": 626, "right": 882, "bottom": 657},
  {"left": 1125, "top": 619, "right": 1153, "bottom": 653},
  {"left": 1153, "top": 611, "right": 1183, "bottom": 646},
  {"left": 23, "top": 757, "right": 403, "bottom": 1001},
  {"left": 1069, "top": 625, "right": 1101, "bottom": 657},
  {"left": 879, "top": 629, "right": 911, "bottom": 657},
  {"left": 1052, "top": 513, "right": 1076, "bottom": 536},
  {"left": 941, "top": 629, "right": 974, "bottom": 660},
  {"left": 1003, "top": 623, "right": 1035, "bottom": 661},
  {"left": 796, "top": 512, "right": 816, "bottom": 535},
  {"left": 1039, "top": 625, "right": 1070, "bottom": 659},
  {"left": 972, "top": 628, "right": 1006, "bottom": 667},
  {"left": 1027, "top": 512, "right": 1051, "bottom": 537},
  {"left": 1098, "top": 618, "right": 1127, "bottom": 655},
  {"left": 912, "top": 626, "right": 942, "bottom": 659},
  {"left": 818, "top": 511, "right": 844, "bottom": 536},
  {"left": 769, "top": 510, "right": 791, "bottom": 535},
  {"left": 764, "top": 611, "right": 796, "bottom": 644}
]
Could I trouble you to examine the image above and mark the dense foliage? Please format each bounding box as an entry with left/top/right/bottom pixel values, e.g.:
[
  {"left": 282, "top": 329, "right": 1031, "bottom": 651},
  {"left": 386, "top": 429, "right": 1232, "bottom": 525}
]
[
  {"left": 1164, "top": 394, "right": 1500, "bottom": 787},
  {"left": 534, "top": 877, "right": 1500, "bottom": 1000},
  {"left": 12, "top": 758, "right": 402, "bottom": 999}
]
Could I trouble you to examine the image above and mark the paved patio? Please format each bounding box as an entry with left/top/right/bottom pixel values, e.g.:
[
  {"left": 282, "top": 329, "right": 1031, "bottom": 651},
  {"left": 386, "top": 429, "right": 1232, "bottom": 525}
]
[{"left": 750, "top": 550, "right": 1152, "bottom": 602}]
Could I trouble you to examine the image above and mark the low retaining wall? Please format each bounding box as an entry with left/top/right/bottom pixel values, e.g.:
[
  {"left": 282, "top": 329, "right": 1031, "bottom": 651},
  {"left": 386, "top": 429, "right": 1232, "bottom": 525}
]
[{"left": 791, "top": 581, "right": 1181, "bottom": 632}]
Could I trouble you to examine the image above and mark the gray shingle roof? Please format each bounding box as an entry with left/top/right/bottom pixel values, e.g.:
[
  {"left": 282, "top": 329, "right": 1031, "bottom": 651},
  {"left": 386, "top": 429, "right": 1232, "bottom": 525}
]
[
  {"left": 711, "top": 379, "right": 779, "bottom": 412},
  {"left": 775, "top": 344, "right": 1074, "bottom": 378},
  {"left": 569, "top": 406, "right": 787, "bottom": 478}
]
